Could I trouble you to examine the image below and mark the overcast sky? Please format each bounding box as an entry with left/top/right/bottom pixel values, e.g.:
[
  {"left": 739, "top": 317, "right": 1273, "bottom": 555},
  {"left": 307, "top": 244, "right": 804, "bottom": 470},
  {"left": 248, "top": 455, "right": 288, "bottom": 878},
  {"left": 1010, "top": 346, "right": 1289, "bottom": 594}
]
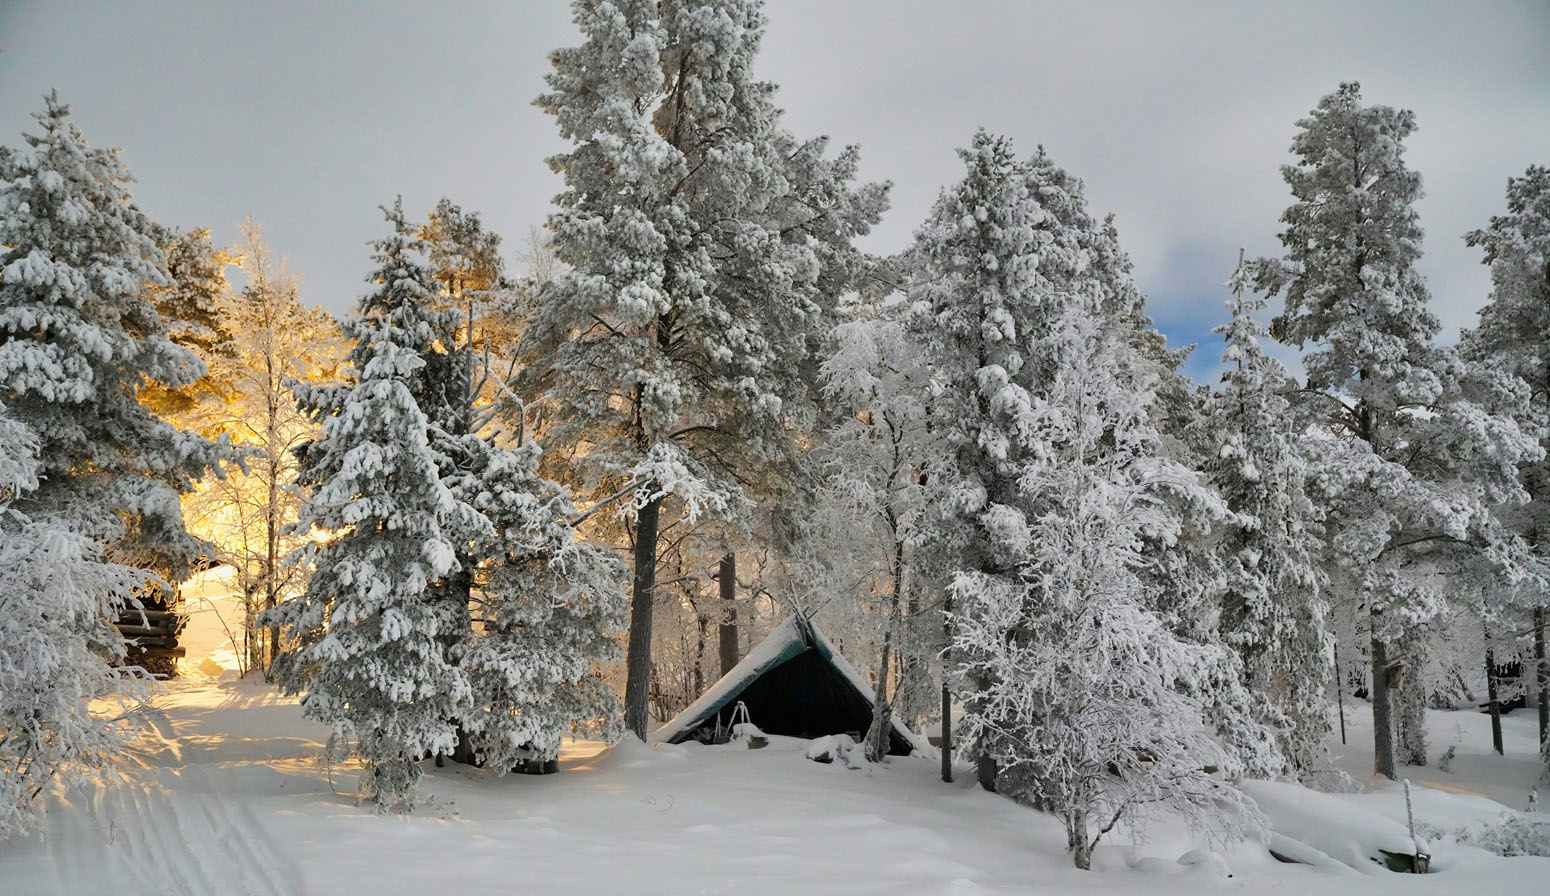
[{"left": 3, "top": 1, "right": 1547, "bottom": 382}]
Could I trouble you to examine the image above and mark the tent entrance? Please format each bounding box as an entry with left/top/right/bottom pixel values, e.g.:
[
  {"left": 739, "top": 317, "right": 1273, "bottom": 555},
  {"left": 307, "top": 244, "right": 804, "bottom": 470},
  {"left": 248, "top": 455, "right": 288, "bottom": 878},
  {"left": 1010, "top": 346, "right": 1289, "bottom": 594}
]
[{"left": 674, "top": 646, "right": 914, "bottom": 756}]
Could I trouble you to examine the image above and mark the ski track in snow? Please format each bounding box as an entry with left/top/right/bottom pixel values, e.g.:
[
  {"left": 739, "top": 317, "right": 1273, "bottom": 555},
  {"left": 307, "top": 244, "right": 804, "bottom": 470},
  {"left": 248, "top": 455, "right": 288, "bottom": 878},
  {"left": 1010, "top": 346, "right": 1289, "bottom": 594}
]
[{"left": 40, "top": 694, "right": 306, "bottom": 896}]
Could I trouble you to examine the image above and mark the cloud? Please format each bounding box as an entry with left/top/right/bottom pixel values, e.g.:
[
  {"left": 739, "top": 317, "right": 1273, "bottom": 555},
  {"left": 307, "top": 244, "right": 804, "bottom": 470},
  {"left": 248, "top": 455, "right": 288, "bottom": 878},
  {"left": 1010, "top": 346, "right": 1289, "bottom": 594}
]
[{"left": 1, "top": 0, "right": 1545, "bottom": 381}]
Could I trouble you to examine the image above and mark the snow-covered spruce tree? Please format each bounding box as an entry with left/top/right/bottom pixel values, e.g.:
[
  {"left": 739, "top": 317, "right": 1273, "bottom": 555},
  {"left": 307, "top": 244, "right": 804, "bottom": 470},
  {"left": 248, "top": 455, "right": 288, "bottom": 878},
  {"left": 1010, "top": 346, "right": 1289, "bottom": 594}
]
[
  {"left": 528, "top": 0, "right": 885, "bottom": 738},
  {"left": 451, "top": 436, "right": 627, "bottom": 769},
  {"left": 267, "top": 203, "right": 486, "bottom": 811},
  {"left": 948, "top": 289, "right": 1262, "bottom": 871},
  {"left": 1197, "top": 255, "right": 1331, "bottom": 775},
  {"left": 1462, "top": 166, "right": 1550, "bottom": 757},
  {"left": 0, "top": 93, "right": 221, "bottom": 583},
  {"left": 1257, "top": 83, "right": 1540, "bottom": 778},
  {"left": 0, "top": 404, "right": 152, "bottom": 839}
]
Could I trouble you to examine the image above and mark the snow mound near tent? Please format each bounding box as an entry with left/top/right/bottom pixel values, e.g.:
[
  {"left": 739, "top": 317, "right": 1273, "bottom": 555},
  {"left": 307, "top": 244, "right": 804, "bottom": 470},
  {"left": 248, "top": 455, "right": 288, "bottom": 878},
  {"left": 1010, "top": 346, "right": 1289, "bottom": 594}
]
[{"left": 1244, "top": 779, "right": 1428, "bottom": 872}]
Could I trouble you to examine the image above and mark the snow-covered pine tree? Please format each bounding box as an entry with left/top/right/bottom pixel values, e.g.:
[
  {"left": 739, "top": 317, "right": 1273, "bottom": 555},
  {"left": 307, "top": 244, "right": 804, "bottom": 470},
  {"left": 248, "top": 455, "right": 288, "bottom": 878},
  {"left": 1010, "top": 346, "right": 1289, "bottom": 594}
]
[
  {"left": 1257, "top": 83, "right": 1540, "bottom": 778},
  {"left": 1462, "top": 165, "right": 1550, "bottom": 759},
  {"left": 903, "top": 131, "right": 1057, "bottom": 789},
  {"left": 0, "top": 403, "right": 152, "bottom": 838},
  {"left": 1020, "top": 150, "right": 1275, "bottom": 775},
  {"left": 528, "top": 0, "right": 885, "bottom": 738},
  {"left": 1199, "top": 253, "right": 1331, "bottom": 776},
  {"left": 0, "top": 93, "right": 221, "bottom": 583},
  {"left": 421, "top": 197, "right": 509, "bottom": 433},
  {"left": 138, "top": 227, "right": 237, "bottom": 421},
  {"left": 267, "top": 202, "right": 486, "bottom": 811}
]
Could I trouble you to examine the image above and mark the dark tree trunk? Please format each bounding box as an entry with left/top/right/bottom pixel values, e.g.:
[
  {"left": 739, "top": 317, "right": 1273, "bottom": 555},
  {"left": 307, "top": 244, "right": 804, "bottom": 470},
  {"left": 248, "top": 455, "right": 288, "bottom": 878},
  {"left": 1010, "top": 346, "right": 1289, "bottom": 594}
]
[
  {"left": 1335, "top": 641, "right": 1347, "bottom": 745},
  {"left": 447, "top": 563, "right": 478, "bottom": 766},
  {"left": 1536, "top": 605, "right": 1548, "bottom": 751},
  {"left": 866, "top": 635, "right": 894, "bottom": 762},
  {"left": 1486, "top": 641, "right": 1504, "bottom": 756},
  {"left": 941, "top": 590, "right": 953, "bottom": 783},
  {"left": 693, "top": 611, "right": 708, "bottom": 697},
  {"left": 717, "top": 552, "right": 737, "bottom": 678},
  {"left": 1372, "top": 629, "right": 1397, "bottom": 780},
  {"left": 975, "top": 749, "right": 999, "bottom": 792},
  {"left": 972, "top": 654, "right": 1000, "bottom": 790},
  {"left": 867, "top": 536, "right": 906, "bottom": 763},
  {"left": 940, "top": 681, "right": 953, "bottom": 783},
  {"left": 624, "top": 493, "right": 662, "bottom": 740},
  {"left": 262, "top": 343, "right": 281, "bottom": 682}
]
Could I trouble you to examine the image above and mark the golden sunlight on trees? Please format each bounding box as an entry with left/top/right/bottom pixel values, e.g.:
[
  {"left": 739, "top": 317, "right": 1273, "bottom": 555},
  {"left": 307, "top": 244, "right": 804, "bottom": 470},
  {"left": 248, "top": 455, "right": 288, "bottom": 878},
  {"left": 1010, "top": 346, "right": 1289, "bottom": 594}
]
[{"left": 176, "top": 220, "right": 345, "bottom": 677}]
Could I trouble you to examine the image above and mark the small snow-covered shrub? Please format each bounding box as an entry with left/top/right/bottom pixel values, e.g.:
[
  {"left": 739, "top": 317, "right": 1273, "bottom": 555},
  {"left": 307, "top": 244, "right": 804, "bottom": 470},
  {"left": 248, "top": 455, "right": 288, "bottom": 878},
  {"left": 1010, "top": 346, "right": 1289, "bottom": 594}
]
[
  {"left": 1298, "top": 766, "right": 1362, "bottom": 794},
  {"left": 1437, "top": 745, "right": 1457, "bottom": 773},
  {"left": 806, "top": 735, "right": 864, "bottom": 769},
  {"left": 1423, "top": 812, "right": 1550, "bottom": 858}
]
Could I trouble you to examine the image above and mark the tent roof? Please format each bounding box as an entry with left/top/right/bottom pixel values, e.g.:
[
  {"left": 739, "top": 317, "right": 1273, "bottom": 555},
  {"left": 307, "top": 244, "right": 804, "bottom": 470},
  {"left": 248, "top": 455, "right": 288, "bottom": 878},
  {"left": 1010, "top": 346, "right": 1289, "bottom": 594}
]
[{"left": 651, "top": 615, "right": 931, "bottom": 756}]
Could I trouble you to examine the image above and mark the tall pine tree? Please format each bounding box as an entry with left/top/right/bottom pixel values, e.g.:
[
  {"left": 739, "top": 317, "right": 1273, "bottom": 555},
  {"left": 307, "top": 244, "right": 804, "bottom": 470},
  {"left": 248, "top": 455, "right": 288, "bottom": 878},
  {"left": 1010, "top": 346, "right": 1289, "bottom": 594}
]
[
  {"left": 1462, "top": 165, "right": 1550, "bottom": 762},
  {"left": 1257, "top": 83, "right": 1539, "bottom": 778},
  {"left": 527, "top": 0, "right": 885, "bottom": 738}
]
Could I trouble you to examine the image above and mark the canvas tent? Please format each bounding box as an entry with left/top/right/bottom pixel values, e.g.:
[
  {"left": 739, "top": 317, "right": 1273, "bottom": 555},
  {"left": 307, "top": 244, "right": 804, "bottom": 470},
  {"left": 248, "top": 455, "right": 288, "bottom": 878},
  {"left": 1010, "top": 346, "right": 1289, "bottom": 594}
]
[{"left": 653, "top": 615, "right": 931, "bottom": 756}]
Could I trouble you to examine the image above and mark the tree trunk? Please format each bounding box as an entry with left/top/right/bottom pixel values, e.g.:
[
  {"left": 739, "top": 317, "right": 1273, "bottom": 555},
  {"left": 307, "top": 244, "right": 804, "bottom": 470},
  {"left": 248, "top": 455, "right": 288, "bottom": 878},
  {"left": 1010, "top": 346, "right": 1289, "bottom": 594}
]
[
  {"left": 1487, "top": 641, "right": 1504, "bottom": 756},
  {"left": 624, "top": 494, "right": 662, "bottom": 740},
  {"left": 264, "top": 489, "right": 279, "bottom": 680},
  {"left": 1335, "top": 641, "right": 1347, "bottom": 745},
  {"left": 940, "top": 681, "right": 953, "bottom": 783},
  {"left": 972, "top": 670, "right": 1000, "bottom": 789},
  {"left": 941, "top": 590, "right": 953, "bottom": 784},
  {"left": 448, "top": 563, "right": 478, "bottom": 766},
  {"left": 693, "top": 611, "right": 708, "bottom": 697},
  {"left": 867, "top": 536, "right": 906, "bottom": 763},
  {"left": 1068, "top": 808, "right": 1092, "bottom": 871},
  {"left": 262, "top": 331, "right": 282, "bottom": 681},
  {"left": 1536, "top": 605, "right": 1548, "bottom": 751},
  {"left": 975, "top": 746, "right": 999, "bottom": 792},
  {"left": 1395, "top": 640, "right": 1427, "bottom": 767},
  {"left": 866, "top": 635, "right": 894, "bottom": 762},
  {"left": 899, "top": 587, "right": 923, "bottom": 728},
  {"left": 1371, "top": 629, "right": 1397, "bottom": 780},
  {"left": 717, "top": 552, "right": 737, "bottom": 677}
]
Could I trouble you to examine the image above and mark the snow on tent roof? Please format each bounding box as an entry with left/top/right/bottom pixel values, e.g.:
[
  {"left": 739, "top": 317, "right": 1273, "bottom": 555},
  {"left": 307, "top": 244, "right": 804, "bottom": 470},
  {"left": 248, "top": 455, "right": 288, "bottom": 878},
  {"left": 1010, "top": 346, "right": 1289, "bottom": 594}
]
[{"left": 652, "top": 615, "right": 932, "bottom": 756}]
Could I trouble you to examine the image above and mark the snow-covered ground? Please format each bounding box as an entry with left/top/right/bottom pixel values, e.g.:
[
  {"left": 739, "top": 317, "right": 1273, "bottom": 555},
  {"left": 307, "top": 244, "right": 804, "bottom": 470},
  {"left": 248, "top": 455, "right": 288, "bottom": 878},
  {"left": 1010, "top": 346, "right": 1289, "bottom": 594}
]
[{"left": 0, "top": 675, "right": 1545, "bottom": 895}]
